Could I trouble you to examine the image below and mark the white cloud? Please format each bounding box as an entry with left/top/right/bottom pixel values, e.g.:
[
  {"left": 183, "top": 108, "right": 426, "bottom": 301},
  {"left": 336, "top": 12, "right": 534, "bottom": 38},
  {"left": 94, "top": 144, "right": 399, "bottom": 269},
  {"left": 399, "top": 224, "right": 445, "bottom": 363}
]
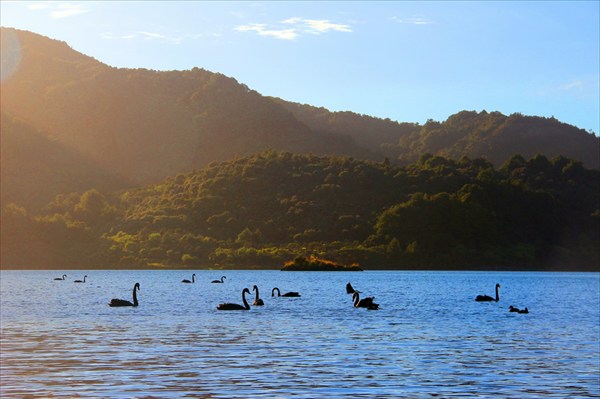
[
  {"left": 304, "top": 19, "right": 352, "bottom": 34},
  {"left": 235, "top": 24, "right": 298, "bottom": 40},
  {"left": 538, "top": 75, "right": 600, "bottom": 99},
  {"left": 391, "top": 16, "right": 434, "bottom": 25},
  {"left": 102, "top": 30, "right": 211, "bottom": 45},
  {"left": 235, "top": 17, "right": 352, "bottom": 40},
  {"left": 27, "top": 3, "right": 51, "bottom": 10},
  {"left": 49, "top": 3, "right": 89, "bottom": 19},
  {"left": 559, "top": 80, "right": 583, "bottom": 91}
]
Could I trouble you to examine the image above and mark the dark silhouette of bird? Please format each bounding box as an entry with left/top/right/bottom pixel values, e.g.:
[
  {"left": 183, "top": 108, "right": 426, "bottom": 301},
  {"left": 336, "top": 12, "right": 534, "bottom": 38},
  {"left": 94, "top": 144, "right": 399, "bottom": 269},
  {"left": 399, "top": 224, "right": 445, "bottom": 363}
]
[
  {"left": 352, "top": 291, "right": 379, "bottom": 310},
  {"left": 271, "top": 287, "right": 300, "bottom": 297},
  {"left": 475, "top": 283, "right": 500, "bottom": 302},
  {"left": 252, "top": 285, "right": 264, "bottom": 306},
  {"left": 109, "top": 283, "right": 140, "bottom": 307},
  {"left": 217, "top": 288, "right": 250, "bottom": 310}
]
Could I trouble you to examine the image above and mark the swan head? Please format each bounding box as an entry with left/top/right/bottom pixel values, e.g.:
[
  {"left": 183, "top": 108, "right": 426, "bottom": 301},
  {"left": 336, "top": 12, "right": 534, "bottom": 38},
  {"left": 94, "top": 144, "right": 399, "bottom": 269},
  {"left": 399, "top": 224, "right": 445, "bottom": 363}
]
[{"left": 134, "top": 282, "right": 140, "bottom": 290}]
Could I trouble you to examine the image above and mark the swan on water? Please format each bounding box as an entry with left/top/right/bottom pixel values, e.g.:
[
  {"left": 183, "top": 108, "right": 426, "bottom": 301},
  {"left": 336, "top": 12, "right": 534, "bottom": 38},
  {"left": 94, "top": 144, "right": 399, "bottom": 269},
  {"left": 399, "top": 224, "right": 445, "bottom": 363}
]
[
  {"left": 74, "top": 275, "right": 87, "bottom": 283},
  {"left": 271, "top": 287, "right": 300, "bottom": 297},
  {"left": 217, "top": 288, "right": 250, "bottom": 310},
  {"left": 182, "top": 273, "right": 195, "bottom": 283},
  {"left": 54, "top": 274, "right": 67, "bottom": 281},
  {"left": 346, "top": 282, "right": 356, "bottom": 294},
  {"left": 252, "top": 285, "right": 264, "bottom": 306},
  {"left": 211, "top": 276, "right": 226, "bottom": 283},
  {"left": 475, "top": 283, "right": 500, "bottom": 302},
  {"left": 352, "top": 291, "right": 379, "bottom": 310},
  {"left": 509, "top": 305, "right": 529, "bottom": 313},
  {"left": 109, "top": 283, "right": 140, "bottom": 307}
]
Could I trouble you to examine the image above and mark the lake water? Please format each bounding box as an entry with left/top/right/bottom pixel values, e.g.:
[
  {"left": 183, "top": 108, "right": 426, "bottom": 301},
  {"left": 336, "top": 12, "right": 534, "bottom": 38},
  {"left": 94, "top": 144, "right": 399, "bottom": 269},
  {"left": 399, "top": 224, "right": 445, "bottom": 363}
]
[{"left": 1, "top": 270, "right": 599, "bottom": 398}]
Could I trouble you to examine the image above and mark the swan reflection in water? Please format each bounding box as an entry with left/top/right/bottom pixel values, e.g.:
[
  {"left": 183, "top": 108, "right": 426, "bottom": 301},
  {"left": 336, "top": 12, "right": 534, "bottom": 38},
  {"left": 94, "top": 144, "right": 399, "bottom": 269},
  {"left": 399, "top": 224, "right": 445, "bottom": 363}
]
[
  {"left": 109, "top": 283, "right": 140, "bottom": 307},
  {"left": 217, "top": 288, "right": 250, "bottom": 310}
]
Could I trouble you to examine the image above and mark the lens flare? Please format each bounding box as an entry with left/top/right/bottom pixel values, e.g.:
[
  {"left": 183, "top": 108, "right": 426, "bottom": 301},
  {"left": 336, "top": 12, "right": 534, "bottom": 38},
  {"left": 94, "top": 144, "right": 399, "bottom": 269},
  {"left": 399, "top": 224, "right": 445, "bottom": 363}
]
[{"left": 1, "top": 29, "right": 22, "bottom": 82}]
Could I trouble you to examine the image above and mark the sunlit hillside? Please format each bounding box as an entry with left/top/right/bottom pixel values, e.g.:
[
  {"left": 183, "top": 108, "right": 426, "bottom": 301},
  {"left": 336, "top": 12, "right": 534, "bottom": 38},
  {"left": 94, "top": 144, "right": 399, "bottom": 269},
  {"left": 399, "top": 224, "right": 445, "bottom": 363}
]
[{"left": 1, "top": 28, "right": 599, "bottom": 271}]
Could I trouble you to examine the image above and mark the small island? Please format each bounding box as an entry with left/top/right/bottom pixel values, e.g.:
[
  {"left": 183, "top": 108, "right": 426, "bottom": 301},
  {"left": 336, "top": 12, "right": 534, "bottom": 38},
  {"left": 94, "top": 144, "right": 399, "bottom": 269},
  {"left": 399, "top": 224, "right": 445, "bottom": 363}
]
[{"left": 281, "top": 256, "right": 363, "bottom": 272}]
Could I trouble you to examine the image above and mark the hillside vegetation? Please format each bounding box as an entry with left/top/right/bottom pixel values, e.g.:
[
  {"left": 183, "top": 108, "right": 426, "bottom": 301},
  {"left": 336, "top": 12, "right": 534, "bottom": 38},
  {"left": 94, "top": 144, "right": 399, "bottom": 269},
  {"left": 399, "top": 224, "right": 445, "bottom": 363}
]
[
  {"left": 1, "top": 27, "right": 598, "bottom": 213},
  {"left": 1, "top": 28, "right": 599, "bottom": 271},
  {"left": 2, "top": 151, "right": 597, "bottom": 271}
]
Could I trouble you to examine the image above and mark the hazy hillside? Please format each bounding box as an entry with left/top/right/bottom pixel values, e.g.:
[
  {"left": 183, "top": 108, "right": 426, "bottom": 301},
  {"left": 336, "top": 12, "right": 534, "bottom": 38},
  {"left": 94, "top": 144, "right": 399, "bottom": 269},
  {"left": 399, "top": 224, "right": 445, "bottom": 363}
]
[
  {"left": 1, "top": 112, "right": 130, "bottom": 210},
  {"left": 0, "top": 28, "right": 372, "bottom": 186},
  {"left": 276, "top": 101, "right": 599, "bottom": 169}
]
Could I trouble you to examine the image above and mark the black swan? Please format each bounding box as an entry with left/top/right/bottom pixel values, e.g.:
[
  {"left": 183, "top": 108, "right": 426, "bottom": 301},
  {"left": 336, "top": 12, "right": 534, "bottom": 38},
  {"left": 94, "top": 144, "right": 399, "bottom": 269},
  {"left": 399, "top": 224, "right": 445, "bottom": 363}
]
[
  {"left": 509, "top": 305, "right": 529, "bottom": 314},
  {"left": 74, "top": 275, "right": 87, "bottom": 283},
  {"left": 252, "top": 285, "right": 264, "bottom": 306},
  {"left": 475, "top": 283, "right": 500, "bottom": 302},
  {"left": 346, "top": 282, "right": 356, "bottom": 294},
  {"left": 54, "top": 274, "right": 67, "bottom": 281},
  {"left": 217, "top": 288, "right": 250, "bottom": 310},
  {"left": 109, "top": 283, "right": 140, "bottom": 307},
  {"left": 182, "top": 273, "right": 196, "bottom": 283},
  {"left": 352, "top": 291, "right": 379, "bottom": 310},
  {"left": 211, "top": 276, "right": 226, "bottom": 283},
  {"left": 271, "top": 287, "right": 300, "bottom": 297}
]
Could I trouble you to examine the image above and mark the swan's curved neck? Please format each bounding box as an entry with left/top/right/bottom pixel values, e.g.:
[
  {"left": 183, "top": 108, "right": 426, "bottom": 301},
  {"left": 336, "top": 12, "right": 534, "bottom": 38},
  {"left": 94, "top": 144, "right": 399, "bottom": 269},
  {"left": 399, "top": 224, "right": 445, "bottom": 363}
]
[
  {"left": 495, "top": 285, "right": 499, "bottom": 301},
  {"left": 353, "top": 292, "right": 359, "bottom": 306},
  {"left": 254, "top": 287, "right": 260, "bottom": 300},
  {"left": 242, "top": 290, "right": 250, "bottom": 309},
  {"left": 192, "top": 274, "right": 195, "bottom": 283},
  {"left": 272, "top": 288, "right": 280, "bottom": 297},
  {"left": 133, "top": 285, "right": 139, "bottom": 306}
]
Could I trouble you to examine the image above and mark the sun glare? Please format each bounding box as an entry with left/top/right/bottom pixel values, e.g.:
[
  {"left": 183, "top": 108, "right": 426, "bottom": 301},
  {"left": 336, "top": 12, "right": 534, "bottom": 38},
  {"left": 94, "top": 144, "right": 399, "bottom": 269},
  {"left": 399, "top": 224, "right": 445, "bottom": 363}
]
[{"left": 1, "top": 28, "right": 21, "bottom": 82}]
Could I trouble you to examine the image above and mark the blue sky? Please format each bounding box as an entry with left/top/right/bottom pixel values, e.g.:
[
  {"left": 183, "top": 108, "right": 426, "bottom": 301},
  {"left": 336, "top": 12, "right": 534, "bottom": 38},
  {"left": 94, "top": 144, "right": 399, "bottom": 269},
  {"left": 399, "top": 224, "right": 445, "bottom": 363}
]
[{"left": 1, "top": 1, "right": 599, "bottom": 134}]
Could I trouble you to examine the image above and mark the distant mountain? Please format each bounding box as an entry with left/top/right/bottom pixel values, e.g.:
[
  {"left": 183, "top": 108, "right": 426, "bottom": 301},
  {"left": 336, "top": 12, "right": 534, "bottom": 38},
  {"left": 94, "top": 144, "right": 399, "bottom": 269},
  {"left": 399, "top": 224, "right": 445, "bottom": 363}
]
[
  {"left": 275, "top": 101, "right": 599, "bottom": 169},
  {"left": 1, "top": 27, "right": 598, "bottom": 214},
  {"left": 0, "top": 28, "right": 372, "bottom": 188}
]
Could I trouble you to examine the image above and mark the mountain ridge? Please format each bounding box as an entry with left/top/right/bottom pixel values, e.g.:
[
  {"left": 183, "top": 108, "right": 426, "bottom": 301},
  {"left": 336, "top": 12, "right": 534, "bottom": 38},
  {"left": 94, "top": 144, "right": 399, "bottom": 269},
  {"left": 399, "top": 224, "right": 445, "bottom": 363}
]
[{"left": 1, "top": 27, "right": 598, "bottom": 213}]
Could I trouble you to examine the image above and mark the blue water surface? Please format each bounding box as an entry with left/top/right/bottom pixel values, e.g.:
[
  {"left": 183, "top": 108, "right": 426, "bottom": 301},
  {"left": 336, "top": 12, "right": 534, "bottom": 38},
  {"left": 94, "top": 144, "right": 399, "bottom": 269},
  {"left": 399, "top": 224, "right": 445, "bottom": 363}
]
[{"left": 1, "top": 270, "right": 599, "bottom": 398}]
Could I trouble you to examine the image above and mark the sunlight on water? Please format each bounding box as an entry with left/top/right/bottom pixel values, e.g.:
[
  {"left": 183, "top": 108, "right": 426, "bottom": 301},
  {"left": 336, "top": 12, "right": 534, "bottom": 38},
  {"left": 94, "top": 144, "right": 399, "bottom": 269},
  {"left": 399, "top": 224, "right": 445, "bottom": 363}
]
[{"left": 1, "top": 270, "right": 599, "bottom": 398}]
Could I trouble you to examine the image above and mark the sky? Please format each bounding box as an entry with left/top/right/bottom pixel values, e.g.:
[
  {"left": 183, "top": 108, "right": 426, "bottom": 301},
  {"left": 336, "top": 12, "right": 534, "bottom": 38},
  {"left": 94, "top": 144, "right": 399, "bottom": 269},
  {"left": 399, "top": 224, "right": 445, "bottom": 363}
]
[{"left": 1, "top": 1, "right": 599, "bottom": 134}]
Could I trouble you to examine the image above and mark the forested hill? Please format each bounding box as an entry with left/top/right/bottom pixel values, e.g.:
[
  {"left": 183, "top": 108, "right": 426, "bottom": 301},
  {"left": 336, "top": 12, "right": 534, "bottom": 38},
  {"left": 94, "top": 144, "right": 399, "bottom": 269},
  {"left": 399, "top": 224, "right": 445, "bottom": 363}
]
[
  {"left": 0, "top": 27, "right": 372, "bottom": 189},
  {"left": 275, "top": 100, "right": 599, "bottom": 169},
  {"left": 2, "top": 152, "right": 598, "bottom": 271},
  {"left": 2, "top": 27, "right": 599, "bottom": 191}
]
